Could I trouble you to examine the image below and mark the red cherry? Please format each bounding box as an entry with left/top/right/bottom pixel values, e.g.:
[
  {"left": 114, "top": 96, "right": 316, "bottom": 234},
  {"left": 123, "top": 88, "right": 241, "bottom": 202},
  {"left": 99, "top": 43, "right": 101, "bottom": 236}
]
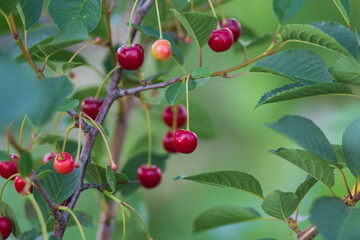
[
  {"left": 54, "top": 153, "right": 74, "bottom": 175},
  {"left": 151, "top": 39, "right": 172, "bottom": 62},
  {"left": 137, "top": 164, "right": 162, "bottom": 188},
  {"left": 219, "top": 18, "right": 242, "bottom": 42},
  {"left": 81, "top": 97, "right": 104, "bottom": 120},
  {"left": 14, "top": 176, "right": 33, "bottom": 196},
  {"left": 43, "top": 152, "right": 55, "bottom": 164},
  {"left": 208, "top": 28, "right": 234, "bottom": 52},
  {"left": 173, "top": 129, "right": 198, "bottom": 154},
  {"left": 162, "top": 131, "right": 177, "bottom": 153},
  {"left": 0, "top": 217, "right": 12, "bottom": 239},
  {"left": 0, "top": 154, "right": 18, "bottom": 179},
  {"left": 116, "top": 44, "right": 144, "bottom": 71},
  {"left": 162, "top": 105, "right": 187, "bottom": 128}
]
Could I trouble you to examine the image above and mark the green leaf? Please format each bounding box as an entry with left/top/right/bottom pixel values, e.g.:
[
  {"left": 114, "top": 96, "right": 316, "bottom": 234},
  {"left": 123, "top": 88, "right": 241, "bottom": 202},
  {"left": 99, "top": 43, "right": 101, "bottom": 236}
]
[
  {"left": 1, "top": 201, "right": 21, "bottom": 237},
  {"left": 19, "top": 0, "right": 44, "bottom": 29},
  {"left": 62, "top": 62, "right": 85, "bottom": 74},
  {"left": 195, "top": 77, "right": 210, "bottom": 88},
  {"left": 329, "top": 56, "right": 360, "bottom": 86},
  {"left": 251, "top": 49, "right": 333, "bottom": 85},
  {"left": 333, "top": 144, "right": 346, "bottom": 167},
  {"left": 261, "top": 190, "right": 299, "bottom": 221},
  {"left": 106, "top": 166, "right": 116, "bottom": 192},
  {"left": 48, "top": 0, "right": 102, "bottom": 32},
  {"left": 267, "top": 115, "right": 337, "bottom": 164},
  {"left": 342, "top": 118, "right": 360, "bottom": 177},
  {"left": 165, "top": 82, "right": 185, "bottom": 106},
  {"left": 281, "top": 24, "right": 354, "bottom": 57},
  {"left": 37, "top": 170, "right": 53, "bottom": 180},
  {"left": 271, "top": 148, "right": 335, "bottom": 188},
  {"left": 193, "top": 205, "right": 262, "bottom": 232},
  {"left": 311, "top": 197, "right": 360, "bottom": 240},
  {"left": 192, "top": 67, "right": 213, "bottom": 79},
  {"left": 0, "top": 0, "right": 19, "bottom": 14},
  {"left": 332, "top": 0, "right": 351, "bottom": 25},
  {"left": 56, "top": 98, "right": 80, "bottom": 112},
  {"left": 178, "top": 171, "right": 264, "bottom": 199},
  {"left": 273, "top": 0, "right": 306, "bottom": 24},
  {"left": 121, "top": 152, "right": 168, "bottom": 196},
  {"left": 170, "top": 9, "right": 217, "bottom": 48},
  {"left": 255, "top": 82, "right": 353, "bottom": 108},
  {"left": 53, "top": 20, "right": 90, "bottom": 43},
  {"left": 295, "top": 177, "right": 317, "bottom": 202},
  {"left": 19, "top": 151, "right": 33, "bottom": 177},
  {"left": 0, "top": 151, "right": 10, "bottom": 161},
  {"left": 18, "top": 228, "right": 42, "bottom": 240}
]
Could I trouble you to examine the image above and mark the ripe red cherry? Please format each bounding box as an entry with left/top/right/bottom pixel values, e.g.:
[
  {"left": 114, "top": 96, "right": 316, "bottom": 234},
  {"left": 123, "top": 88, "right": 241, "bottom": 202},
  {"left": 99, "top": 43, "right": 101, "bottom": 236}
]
[
  {"left": 116, "top": 44, "right": 144, "bottom": 71},
  {"left": 14, "top": 176, "right": 33, "bottom": 196},
  {"left": 162, "top": 104, "right": 187, "bottom": 128},
  {"left": 81, "top": 97, "right": 104, "bottom": 120},
  {"left": 0, "top": 217, "right": 12, "bottom": 239},
  {"left": 208, "top": 28, "right": 234, "bottom": 52},
  {"left": 43, "top": 152, "right": 55, "bottom": 164},
  {"left": 173, "top": 129, "right": 198, "bottom": 154},
  {"left": 162, "top": 131, "right": 177, "bottom": 153},
  {"left": 137, "top": 164, "right": 162, "bottom": 188},
  {"left": 0, "top": 154, "right": 18, "bottom": 179},
  {"left": 54, "top": 152, "right": 74, "bottom": 175},
  {"left": 151, "top": 39, "right": 172, "bottom": 62},
  {"left": 219, "top": 18, "right": 242, "bottom": 42}
]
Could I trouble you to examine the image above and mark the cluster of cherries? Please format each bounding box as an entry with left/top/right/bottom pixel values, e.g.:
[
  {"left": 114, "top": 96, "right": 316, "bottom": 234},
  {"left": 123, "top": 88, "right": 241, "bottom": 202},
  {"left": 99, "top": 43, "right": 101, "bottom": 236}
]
[{"left": 208, "top": 18, "right": 242, "bottom": 52}]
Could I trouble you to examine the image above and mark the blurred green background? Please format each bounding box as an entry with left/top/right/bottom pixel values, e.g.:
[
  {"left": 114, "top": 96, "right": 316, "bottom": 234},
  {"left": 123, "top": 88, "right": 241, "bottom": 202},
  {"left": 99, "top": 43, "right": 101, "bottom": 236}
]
[{"left": 1, "top": 0, "right": 360, "bottom": 239}]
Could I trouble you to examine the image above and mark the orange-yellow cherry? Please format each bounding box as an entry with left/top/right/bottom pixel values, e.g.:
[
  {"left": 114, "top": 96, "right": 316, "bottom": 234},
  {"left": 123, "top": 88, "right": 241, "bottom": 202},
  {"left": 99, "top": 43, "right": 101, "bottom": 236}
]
[{"left": 151, "top": 39, "right": 172, "bottom": 62}]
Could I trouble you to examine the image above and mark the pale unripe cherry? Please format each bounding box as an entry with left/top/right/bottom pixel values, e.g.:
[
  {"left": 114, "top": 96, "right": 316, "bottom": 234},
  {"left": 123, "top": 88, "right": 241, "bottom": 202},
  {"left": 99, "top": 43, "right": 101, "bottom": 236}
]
[{"left": 151, "top": 39, "right": 172, "bottom": 62}]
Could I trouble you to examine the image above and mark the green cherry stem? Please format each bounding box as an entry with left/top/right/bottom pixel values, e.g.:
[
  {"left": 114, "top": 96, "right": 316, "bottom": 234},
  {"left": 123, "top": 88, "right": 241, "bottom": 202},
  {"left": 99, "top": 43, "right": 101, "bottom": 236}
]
[
  {"left": 155, "top": 0, "right": 163, "bottom": 39},
  {"left": 185, "top": 75, "right": 190, "bottom": 131},
  {"left": 207, "top": 0, "right": 220, "bottom": 29},
  {"left": 68, "top": 39, "right": 98, "bottom": 64},
  {"left": 139, "top": 94, "right": 152, "bottom": 168},
  {"left": 0, "top": 173, "right": 20, "bottom": 216},
  {"left": 53, "top": 113, "right": 63, "bottom": 153},
  {"left": 121, "top": 206, "right": 126, "bottom": 240},
  {"left": 19, "top": 115, "right": 27, "bottom": 150},
  {"left": 215, "top": 0, "right": 226, "bottom": 23},
  {"left": 58, "top": 206, "right": 86, "bottom": 240},
  {"left": 127, "top": 0, "right": 140, "bottom": 47},
  {"left": 6, "top": 121, "right": 13, "bottom": 155},
  {"left": 27, "top": 190, "right": 48, "bottom": 240},
  {"left": 95, "top": 66, "right": 122, "bottom": 101},
  {"left": 61, "top": 125, "right": 75, "bottom": 159}
]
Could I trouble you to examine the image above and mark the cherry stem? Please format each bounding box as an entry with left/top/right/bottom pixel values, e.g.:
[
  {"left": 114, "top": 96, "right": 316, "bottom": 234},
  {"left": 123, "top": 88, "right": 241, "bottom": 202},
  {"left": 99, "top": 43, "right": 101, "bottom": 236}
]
[
  {"left": 215, "top": 0, "right": 226, "bottom": 23},
  {"left": 0, "top": 173, "right": 20, "bottom": 216},
  {"left": 27, "top": 189, "right": 48, "bottom": 240},
  {"left": 58, "top": 206, "right": 86, "bottom": 240},
  {"left": 95, "top": 66, "right": 122, "bottom": 101},
  {"left": 121, "top": 206, "right": 126, "bottom": 240},
  {"left": 6, "top": 122, "right": 13, "bottom": 155},
  {"left": 139, "top": 94, "right": 152, "bottom": 168},
  {"left": 68, "top": 39, "right": 98, "bottom": 64},
  {"left": 53, "top": 113, "right": 63, "bottom": 153},
  {"left": 171, "top": 104, "right": 178, "bottom": 133},
  {"left": 155, "top": 0, "right": 163, "bottom": 39},
  {"left": 61, "top": 125, "right": 75, "bottom": 159},
  {"left": 207, "top": 0, "right": 220, "bottom": 29},
  {"left": 336, "top": 167, "right": 353, "bottom": 198},
  {"left": 185, "top": 76, "right": 190, "bottom": 131},
  {"left": 74, "top": 112, "right": 82, "bottom": 168},
  {"left": 19, "top": 115, "right": 27, "bottom": 150},
  {"left": 127, "top": 0, "right": 140, "bottom": 47}
]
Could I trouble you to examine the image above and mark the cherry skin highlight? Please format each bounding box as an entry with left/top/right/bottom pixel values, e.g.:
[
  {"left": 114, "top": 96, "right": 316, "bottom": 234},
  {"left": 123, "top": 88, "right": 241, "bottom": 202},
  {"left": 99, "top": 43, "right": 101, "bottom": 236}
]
[
  {"left": 219, "top": 18, "right": 242, "bottom": 42},
  {"left": 162, "top": 131, "right": 177, "bottom": 153},
  {"left": 208, "top": 28, "right": 234, "bottom": 52},
  {"left": 0, "top": 154, "right": 18, "bottom": 179},
  {"left": 137, "top": 164, "right": 162, "bottom": 188},
  {"left": 54, "top": 152, "right": 74, "bottom": 175},
  {"left": 81, "top": 97, "right": 104, "bottom": 120},
  {"left": 0, "top": 217, "right": 12, "bottom": 239},
  {"left": 162, "top": 104, "right": 187, "bottom": 128},
  {"left": 116, "top": 44, "right": 144, "bottom": 71},
  {"left": 43, "top": 152, "right": 55, "bottom": 164},
  {"left": 14, "top": 176, "right": 33, "bottom": 196},
  {"left": 173, "top": 129, "right": 198, "bottom": 154},
  {"left": 151, "top": 39, "right": 172, "bottom": 62}
]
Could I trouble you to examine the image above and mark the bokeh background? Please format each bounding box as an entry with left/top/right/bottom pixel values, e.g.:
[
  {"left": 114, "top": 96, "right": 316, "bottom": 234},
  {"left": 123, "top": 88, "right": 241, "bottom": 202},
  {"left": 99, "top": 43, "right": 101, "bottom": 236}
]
[{"left": 1, "top": 0, "right": 360, "bottom": 239}]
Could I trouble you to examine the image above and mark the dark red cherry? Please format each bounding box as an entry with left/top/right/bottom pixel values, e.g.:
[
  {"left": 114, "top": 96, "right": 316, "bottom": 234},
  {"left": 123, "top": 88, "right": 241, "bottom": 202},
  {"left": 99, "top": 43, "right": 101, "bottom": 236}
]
[
  {"left": 173, "top": 129, "right": 198, "bottom": 154},
  {"left": 0, "top": 154, "right": 18, "bottom": 179},
  {"left": 0, "top": 217, "right": 12, "bottom": 239},
  {"left": 162, "top": 105, "right": 187, "bottom": 128},
  {"left": 116, "top": 44, "right": 144, "bottom": 71},
  {"left": 43, "top": 152, "right": 55, "bottom": 164},
  {"left": 219, "top": 18, "right": 242, "bottom": 42},
  {"left": 162, "top": 131, "right": 177, "bottom": 153},
  {"left": 137, "top": 164, "right": 162, "bottom": 188},
  {"left": 208, "top": 28, "right": 234, "bottom": 52},
  {"left": 54, "top": 152, "right": 74, "bottom": 175},
  {"left": 14, "top": 176, "right": 33, "bottom": 196},
  {"left": 81, "top": 97, "right": 104, "bottom": 120}
]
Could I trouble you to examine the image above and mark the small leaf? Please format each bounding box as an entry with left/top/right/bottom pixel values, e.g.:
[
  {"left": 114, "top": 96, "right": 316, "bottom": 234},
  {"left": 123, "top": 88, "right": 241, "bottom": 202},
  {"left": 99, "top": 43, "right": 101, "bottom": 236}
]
[
  {"left": 193, "top": 205, "right": 262, "bottom": 232},
  {"left": 1, "top": 201, "right": 21, "bottom": 237},
  {"left": 106, "top": 166, "right": 116, "bottom": 192},
  {"left": 342, "top": 118, "right": 360, "bottom": 177},
  {"left": 19, "top": 151, "right": 33, "bottom": 177},
  {"left": 37, "top": 170, "right": 53, "bottom": 180},
  {"left": 62, "top": 62, "right": 85, "bottom": 74},
  {"left": 195, "top": 77, "right": 210, "bottom": 88},
  {"left": 18, "top": 228, "right": 42, "bottom": 240},
  {"left": 261, "top": 190, "right": 299, "bottom": 221},
  {"left": 295, "top": 177, "right": 317, "bottom": 202},
  {"left": 192, "top": 67, "right": 213, "bottom": 79},
  {"left": 179, "top": 171, "right": 264, "bottom": 199},
  {"left": 56, "top": 98, "right": 80, "bottom": 112},
  {"left": 19, "top": 0, "right": 44, "bottom": 30},
  {"left": 165, "top": 82, "right": 185, "bottom": 106},
  {"left": 273, "top": 0, "right": 306, "bottom": 24},
  {"left": 329, "top": 56, "right": 360, "bottom": 86}
]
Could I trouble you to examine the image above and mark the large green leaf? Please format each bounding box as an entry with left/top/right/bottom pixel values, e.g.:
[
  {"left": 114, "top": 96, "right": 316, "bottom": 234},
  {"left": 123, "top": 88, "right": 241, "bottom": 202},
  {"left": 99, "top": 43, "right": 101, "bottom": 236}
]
[
  {"left": 56, "top": 98, "right": 80, "bottom": 112},
  {"left": 0, "top": 0, "right": 19, "bottom": 14},
  {"left": 193, "top": 205, "right": 262, "bottom": 232},
  {"left": 330, "top": 56, "right": 360, "bottom": 86},
  {"left": 177, "top": 171, "right": 264, "bottom": 199},
  {"left": 1, "top": 201, "right": 21, "bottom": 237},
  {"left": 267, "top": 115, "right": 337, "bottom": 164},
  {"left": 255, "top": 82, "right": 353, "bottom": 108},
  {"left": 19, "top": 0, "right": 44, "bottom": 30},
  {"left": 281, "top": 24, "right": 353, "bottom": 57},
  {"left": 271, "top": 148, "right": 335, "bottom": 188},
  {"left": 311, "top": 197, "right": 360, "bottom": 240},
  {"left": 165, "top": 82, "right": 185, "bottom": 106},
  {"left": 342, "top": 118, "right": 360, "bottom": 177},
  {"left": 251, "top": 49, "right": 332, "bottom": 85},
  {"left": 261, "top": 190, "right": 299, "bottom": 221},
  {"left": 272, "top": 0, "right": 306, "bottom": 24},
  {"left": 48, "top": 0, "right": 102, "bottom": 32},
  {"left": 295, "top": 177, "right": 317, "bottom": 202}
]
